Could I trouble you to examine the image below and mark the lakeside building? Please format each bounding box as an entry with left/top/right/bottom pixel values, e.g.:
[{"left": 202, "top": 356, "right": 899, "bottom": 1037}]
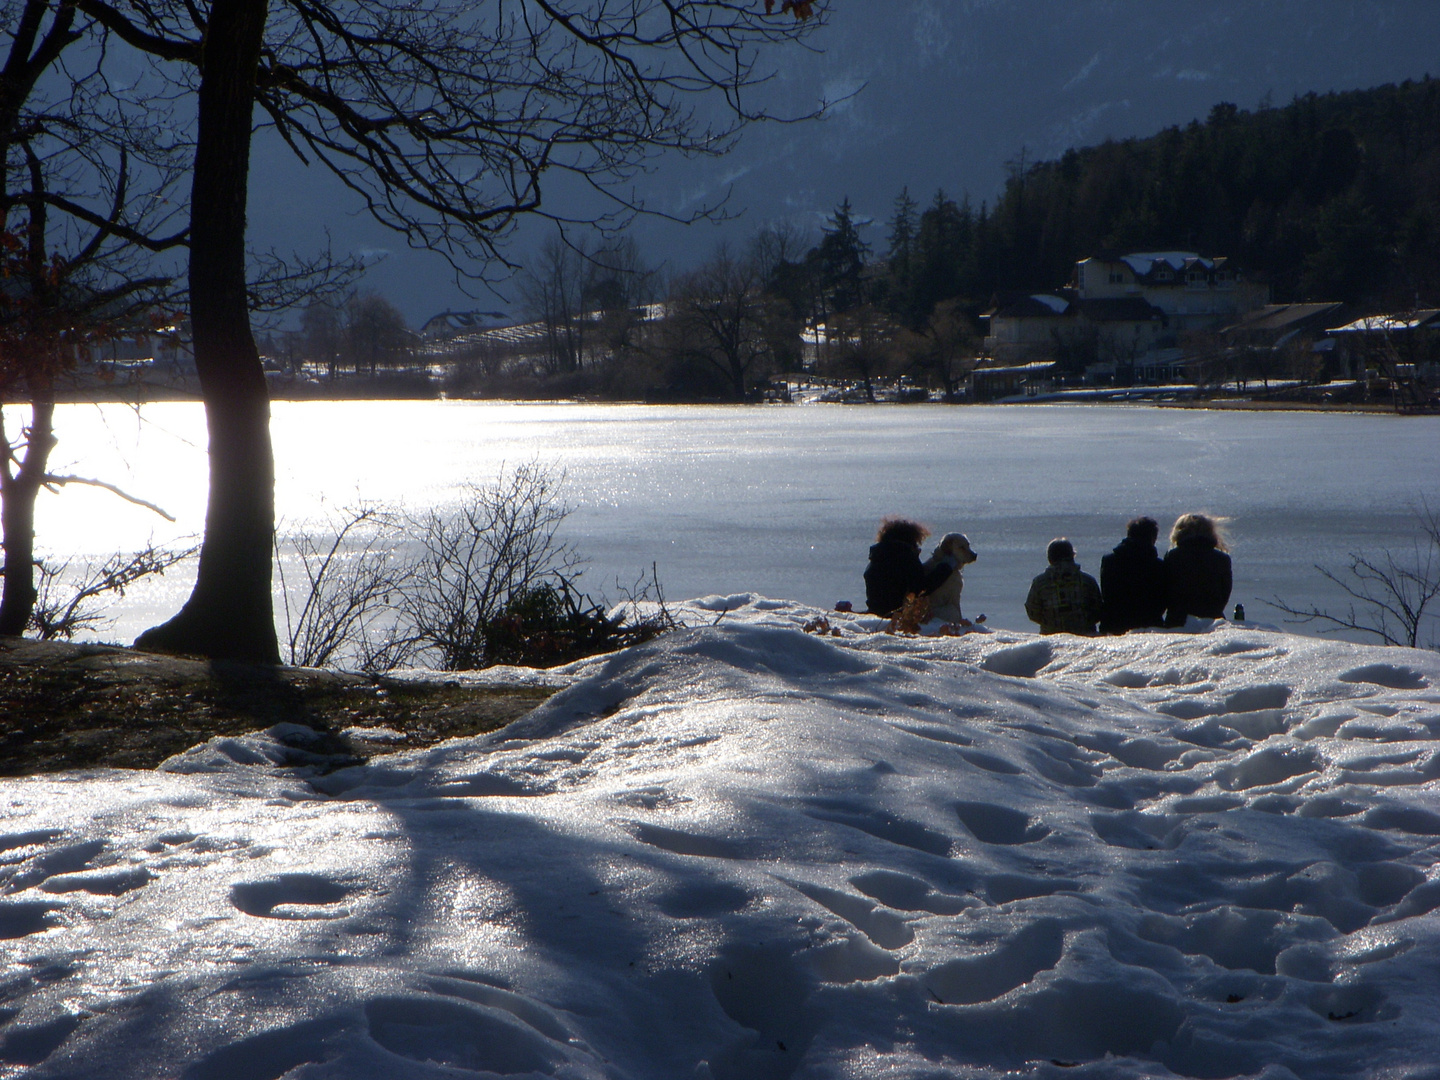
[
  {"left": 1220, "top": 302, "right": 1352, "bottom": 383},
  {"left": 1073, "top": 252, "right": 1268, "bottom": 334},
  {"left": 981, "top": 252, "right": 1271, "bottom": 383},
  {"left": 1327, "top": 309, "right": 1440, "bottom": 408}
]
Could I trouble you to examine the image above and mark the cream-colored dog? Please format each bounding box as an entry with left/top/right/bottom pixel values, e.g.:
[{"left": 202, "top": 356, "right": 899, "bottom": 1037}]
[{"left": 924, "top": 532, "right": 977, "bottom": 624}]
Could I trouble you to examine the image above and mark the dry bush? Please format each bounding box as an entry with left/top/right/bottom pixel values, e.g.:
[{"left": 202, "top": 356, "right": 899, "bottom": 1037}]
[
  {"left": 31, "top": 545, "right": 196, "bottom": 641},
  {"left": 1270, "top": 502, "right": 1440, "bottom": 649},
  {"left": 275, "top": 505, "right": 412, "bottom": 670}
]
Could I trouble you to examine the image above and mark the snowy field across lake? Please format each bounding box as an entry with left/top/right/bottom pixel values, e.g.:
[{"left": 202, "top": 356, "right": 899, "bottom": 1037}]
[
  {"left": 3, "top": 599, "right": 1440, "bottom": 1077},
  {"left": 29, "top": 401, "right": 1440, "bottom": 643}
]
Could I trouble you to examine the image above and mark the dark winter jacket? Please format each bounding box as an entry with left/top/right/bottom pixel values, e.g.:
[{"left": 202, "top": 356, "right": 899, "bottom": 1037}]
[
  {"left": 1100, "top": 536, "right": 1167, "bottom": 633},
  {"left": 1163, "top": 536, "right": 1232, "bottom": 625},
  {"left": 864, "top": 539, "right": 954, "bottom": 616},
  {"left": 1025, "top": 560, "right": 1103, "bottom": 635}
]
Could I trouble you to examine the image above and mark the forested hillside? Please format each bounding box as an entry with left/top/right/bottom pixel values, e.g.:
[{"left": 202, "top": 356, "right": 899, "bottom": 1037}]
[{"left": 881, "top": 78, "right": 1440, "bottom": 318}]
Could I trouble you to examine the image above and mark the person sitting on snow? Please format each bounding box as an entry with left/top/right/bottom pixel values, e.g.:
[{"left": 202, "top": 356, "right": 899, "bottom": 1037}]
[
  {"left": 1025, "top": 538, "right": 1102, "bottom": 636},
  {"left": 1099, "top": 516, "right": 1167, "bottom": 634},
  {"left": 1163, "top": 513, "right": 1233, "bottom": 626},
  {"left": 863, "top": 517, "right": 956, "bottom": 617},
  {"left": 923, "top": 533, "right": 978, "bottom": 625}
]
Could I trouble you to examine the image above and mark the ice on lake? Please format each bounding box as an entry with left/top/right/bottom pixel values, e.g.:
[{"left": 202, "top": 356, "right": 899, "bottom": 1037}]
[
  {"left": 23, "top": 401, "right": 1440, "bottom": 644},
  {"left": 3, "top": 598, "right": 1440, "bottom": 1077}
]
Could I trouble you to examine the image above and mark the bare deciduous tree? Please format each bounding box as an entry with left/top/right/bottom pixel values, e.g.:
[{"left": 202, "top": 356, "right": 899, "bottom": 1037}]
[
  {"left": 1269, "top": 503, "right": 1440, "bottom": 649},
  {"left": 91, "top": 0, "right": 826, "bottom": 662},
  {"left": 896, "top": 298, "right": 976, "bottom": 400},
  {"left": 30, "top": 544, "right": 196, "bottom": 641},
  {"left": 275, "top": 505, "right": 411, "bottom": 669},
  {"left": 270, "top": 466, "right": 680, "bottom": 671},
  {"left": 1, "top": 0, "right": 188, "bottom": 635},
  {"left": 669, "top": 242, "right": 777, "bottom": 400}
]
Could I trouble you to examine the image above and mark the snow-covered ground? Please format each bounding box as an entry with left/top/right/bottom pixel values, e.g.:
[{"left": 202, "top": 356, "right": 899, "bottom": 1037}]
[{"left": 3, "top": 598, "right": 1440, "bottom": 1079}]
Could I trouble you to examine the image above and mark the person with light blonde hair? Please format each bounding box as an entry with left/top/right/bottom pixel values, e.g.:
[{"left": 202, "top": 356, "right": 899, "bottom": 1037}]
[{"left": 1163, "top": 514, "right": 1232, "bottom": 626}]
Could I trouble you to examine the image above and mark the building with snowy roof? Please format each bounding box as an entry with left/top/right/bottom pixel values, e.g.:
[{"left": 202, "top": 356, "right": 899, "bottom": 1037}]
[
  {"left": 982, "top": 252, "right": 1270, "bottom": 377},
  {"left": 981, "top": 290, "right": 1169, "bottom": 371},
  {"left": 1326, "top": 309, "right": 1440, "bottom": 405},
  {"left": 1073, "top": 252, "right": 1268, "bottom": 333}
]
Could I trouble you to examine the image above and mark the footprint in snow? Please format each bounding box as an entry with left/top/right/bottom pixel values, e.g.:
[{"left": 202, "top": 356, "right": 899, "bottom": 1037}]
[
  {"left": 954, "top": 801, "right": 1050, "bottom": 845},
  {"left": 0, "top": 1014, "right": 84, "bottom": 1068},
  {"left": 1338, "top": 664, "right": 1428, "bottom": 690},
  {"left": 3, "top": 839, "right": 107, "bottom": 893},
  {"left": 632, "top": 822, "right": 744, "bottom": 860},
  {"left": 804, "top": 801, "right": 954, "bottom": 857},
  {"left": 0, "top": 900, "right": 60, "bottom": 939},
  {"left": 850, "top": 869, "right": 975, "bottom": 915},
  {"left": 39, "top": 867, "right": 152, "bottom": 896},
  {"left": 924, "top": 919, "right": 1064, "bottom": 1005},
  {"left": 230, "top": 874, "right": 355, "bottom": 919},
  {"left": 785, "top": 878, "right": 914, "bottom": 948}
]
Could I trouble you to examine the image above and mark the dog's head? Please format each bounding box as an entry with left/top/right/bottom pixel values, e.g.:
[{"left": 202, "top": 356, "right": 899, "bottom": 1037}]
[{"left": 939, "top": 533, "right": 978, "bottom": 565}]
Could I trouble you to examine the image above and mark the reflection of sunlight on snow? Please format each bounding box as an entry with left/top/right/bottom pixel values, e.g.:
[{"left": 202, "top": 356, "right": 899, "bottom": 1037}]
[
  {"left": 441, "top": 872, "right": 529, "bottom": 958},
  {"left": 5, "top": 598, "right": 1440, "bottom": 1074}
]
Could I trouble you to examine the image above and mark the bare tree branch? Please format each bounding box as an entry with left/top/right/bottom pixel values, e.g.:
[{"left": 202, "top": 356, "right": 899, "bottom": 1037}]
[
  {"left": 41, "top": 473, "right": 177, "bottom": 521},
  {"left": 1268, "top": 502, "right": 1440, "bottom": 649}
]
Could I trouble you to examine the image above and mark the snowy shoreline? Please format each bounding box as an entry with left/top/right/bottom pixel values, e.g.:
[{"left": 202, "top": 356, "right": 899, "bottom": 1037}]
[{"left": 3, "top": 597, "right": 1439, "bottom": 1078}]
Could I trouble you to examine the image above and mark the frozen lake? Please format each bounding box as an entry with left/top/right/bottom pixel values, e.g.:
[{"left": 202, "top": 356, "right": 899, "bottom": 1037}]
[{"left": 28, "top": 400, "right": 1440, "bottom": 647}]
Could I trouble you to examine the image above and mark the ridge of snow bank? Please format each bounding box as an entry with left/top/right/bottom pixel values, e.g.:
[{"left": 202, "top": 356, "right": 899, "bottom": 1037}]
[{"left": 3, "top": 595, "right": 1439, "bottom": 1079}]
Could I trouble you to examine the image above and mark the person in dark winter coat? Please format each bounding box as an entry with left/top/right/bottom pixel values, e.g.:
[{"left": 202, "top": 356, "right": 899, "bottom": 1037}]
[
  {"left": 1100, "top": 517, "right": 1167, "bottom": 634},
  {"left": 1163, "top": 513, "right": 1232, "bottom": 626},
  {"left": 864, "top": 518, "right": 956, "bottom": 616},
  {"left": 1025, "top": 538, "right": 1103, "bottom": 635}
]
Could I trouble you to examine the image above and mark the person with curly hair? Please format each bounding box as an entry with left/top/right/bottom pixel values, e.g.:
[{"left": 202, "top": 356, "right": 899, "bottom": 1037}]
[{"left": 863, "top": 517, "right": 956, "bottom": 617}]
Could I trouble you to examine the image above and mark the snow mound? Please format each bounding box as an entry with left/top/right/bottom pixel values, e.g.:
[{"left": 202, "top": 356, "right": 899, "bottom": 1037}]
[{"left": 2, "top": 596, "right": 1440, "bottom": 1078}]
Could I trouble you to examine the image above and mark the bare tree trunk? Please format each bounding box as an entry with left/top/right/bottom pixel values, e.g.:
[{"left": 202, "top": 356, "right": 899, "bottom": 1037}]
[
  {"left": 0, "top": 388, "right": 55, "bottom": 636},
  {"left": 135, "top": 0, "right": 279, "bottom": 663}
]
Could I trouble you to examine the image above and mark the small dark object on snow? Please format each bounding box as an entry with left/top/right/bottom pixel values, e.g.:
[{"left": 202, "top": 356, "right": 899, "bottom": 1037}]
[{"left": 1233, "top": 603, "right": 1245, "bottom": 621}]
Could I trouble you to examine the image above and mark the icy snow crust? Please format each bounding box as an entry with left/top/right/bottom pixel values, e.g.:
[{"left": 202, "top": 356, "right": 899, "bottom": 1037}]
[{"left": 4, "top": 599, "right": 1440, "bottom": 1079}]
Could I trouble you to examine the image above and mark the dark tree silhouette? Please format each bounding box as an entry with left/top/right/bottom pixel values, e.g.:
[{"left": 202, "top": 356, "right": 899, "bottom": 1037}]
[
  {"left": 75, "top": 0, "right": 825, "bottom": 661},
  {"left": 1, "top": 0, "right": 186, "bottom": 636},
  {"left": 670, "top": 243, "right": 776, "bottom": 400}
]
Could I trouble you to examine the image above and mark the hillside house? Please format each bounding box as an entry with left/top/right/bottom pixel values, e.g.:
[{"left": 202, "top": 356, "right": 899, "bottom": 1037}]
[
  {"left": 981, "top": 291, "right": 1168, "bottom": 374},
  {"left": 1222, "top": 302, "right": 1349, "bottom": 382}
]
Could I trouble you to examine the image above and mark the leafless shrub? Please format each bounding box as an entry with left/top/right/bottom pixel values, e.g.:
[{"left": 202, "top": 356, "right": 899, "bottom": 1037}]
[
  {"left": 273, "top": 467, "right": 679, "bottom": 672},
  {"left": 392, "top": 464, "right": 585, "bottom": 670},
  {"left": 31, "top": 544, "right": 197, "bottom": 641},
  {"left": 275, "top": 505, "right": 412, "bottom": 670},
  {"left": 598, "top": 562, "right": 683, "bottom": 636},
  {"left": 1269, "top": 502, "right": 1440, "bottom": 649}
]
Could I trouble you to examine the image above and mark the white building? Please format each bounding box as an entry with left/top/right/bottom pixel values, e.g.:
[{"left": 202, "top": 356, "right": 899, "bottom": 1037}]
[{"left": 1072, "top": 252, "right": 1268, "bottom": 333}]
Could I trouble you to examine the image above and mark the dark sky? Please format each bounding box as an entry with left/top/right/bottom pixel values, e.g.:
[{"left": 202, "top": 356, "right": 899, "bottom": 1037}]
[{"left": 244, "top": 1, "right": 1440, "bottom": 327}]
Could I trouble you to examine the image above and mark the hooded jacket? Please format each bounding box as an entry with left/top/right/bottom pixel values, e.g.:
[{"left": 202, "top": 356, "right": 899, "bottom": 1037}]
[{"left": 1025, "top": 559, "right": 1102, "bottom": 635}]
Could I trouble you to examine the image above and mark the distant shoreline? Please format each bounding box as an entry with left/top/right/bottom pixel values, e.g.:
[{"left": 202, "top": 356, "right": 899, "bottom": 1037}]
[{"left": 22, "top": 389, "right": 1423, "bottom": 415}]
